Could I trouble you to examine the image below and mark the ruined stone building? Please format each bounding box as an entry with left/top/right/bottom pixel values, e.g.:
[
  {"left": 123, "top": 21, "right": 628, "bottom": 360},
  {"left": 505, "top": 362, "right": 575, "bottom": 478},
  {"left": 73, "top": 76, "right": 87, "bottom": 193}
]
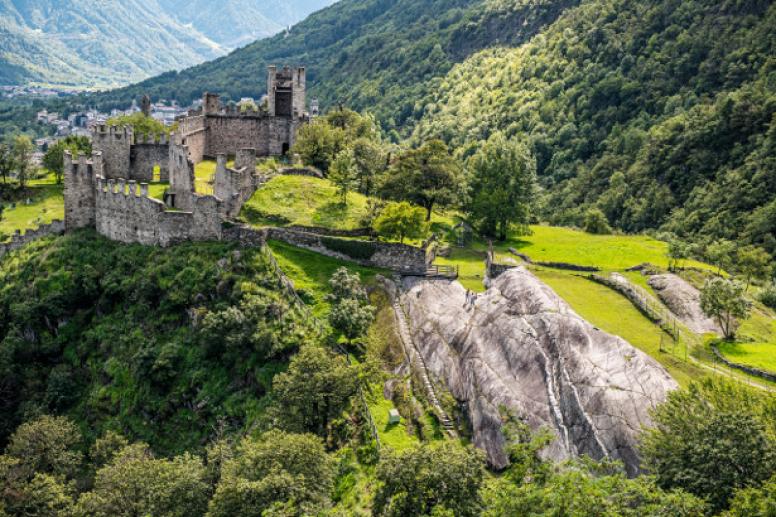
[{"left": 64, "top": 65, "right": 307, "bottom": 247}]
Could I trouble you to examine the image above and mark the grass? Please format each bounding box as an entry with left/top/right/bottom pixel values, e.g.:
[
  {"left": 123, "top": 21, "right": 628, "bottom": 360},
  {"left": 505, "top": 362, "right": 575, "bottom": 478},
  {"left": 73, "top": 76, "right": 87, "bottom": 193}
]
[
  {"left": 242, "top": 175, "right": 370, "bottom": 230},
  {"left": 0, "top": 179, "right": 64, "bottom": 241},
  {"left": 267, "top": 239, "right": 386, "bottom": 317},
  {"left": 718, "top": 306, "right": 776, "bottom": 373},
  {"left": 494, "top": 226, "right": 713, "bottom": 271},
  {"left": 532, "top": 267, "right": 704, "bottom": 386},
  {"left": 366, "top": 388, "right": 419, "bottom": 452},
  {"left": 434, "top": 247, "right": 487, "bottom": 292}
]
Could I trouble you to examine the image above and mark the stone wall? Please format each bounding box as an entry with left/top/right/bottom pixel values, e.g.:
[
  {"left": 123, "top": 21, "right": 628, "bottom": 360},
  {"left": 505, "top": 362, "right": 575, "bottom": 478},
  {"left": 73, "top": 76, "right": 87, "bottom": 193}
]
[
  {"left": 178, "top": 116, "right": 207, "bottom": 163},
  {"left": 266, "top": 227, "right": 427, "bottom": 273},
  {"left": 203, "top": 115, "right": 299, "bottom": 158},
  {"left": 92, "top": 125, "right": 132, "bottom": 180},
  {"left": 94, "top": 178, "right": 222, "bottom": 247},
  {"left": 168, "top": 142, "right": 196, "bottom": 211},
  {"left": 0, "top": 220, "right": 65, "bottom": 258},
  {"left": 130, "top": 135, "right": 169, "bottom": 182},
  {"left": 711, "top": 345, "right": 776, "bottom": 383}
]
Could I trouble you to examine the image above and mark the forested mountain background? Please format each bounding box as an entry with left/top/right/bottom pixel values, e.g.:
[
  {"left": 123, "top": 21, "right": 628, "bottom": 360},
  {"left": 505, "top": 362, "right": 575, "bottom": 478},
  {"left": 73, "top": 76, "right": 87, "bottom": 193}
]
[{"left": 0, "top": 0, "right": 335, "bottom": 87}]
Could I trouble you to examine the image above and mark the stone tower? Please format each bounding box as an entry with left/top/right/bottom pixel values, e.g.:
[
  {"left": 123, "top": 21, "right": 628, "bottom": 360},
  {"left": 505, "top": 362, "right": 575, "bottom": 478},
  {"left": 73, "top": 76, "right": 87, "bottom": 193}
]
[
  {"left": 141, "top": 94, "right": 151, "bottom": 117},
  {"left": 64, "top": 150, "right": 101, "bottom": 230},
  {"left": 267, "top": 65, "right": 306, "bottom": 118},
  {"left": 203, "top": 92, "right": 221, "bottom": 115},
  {"left": 92, "top": 125, "right": 132, "bottom": 180}
]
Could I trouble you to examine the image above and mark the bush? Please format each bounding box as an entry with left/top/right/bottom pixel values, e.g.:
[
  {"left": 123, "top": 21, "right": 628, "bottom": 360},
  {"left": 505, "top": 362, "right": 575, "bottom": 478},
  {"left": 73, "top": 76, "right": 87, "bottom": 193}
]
[
  {"left": 758, "top": 282, "right": 776, "bottom": 310},
  {"left": 583, "top": 208, "right": 612, "bottom": 235},
  {"left": 321, "top": 237, "right": 376, "bottom": 260}
]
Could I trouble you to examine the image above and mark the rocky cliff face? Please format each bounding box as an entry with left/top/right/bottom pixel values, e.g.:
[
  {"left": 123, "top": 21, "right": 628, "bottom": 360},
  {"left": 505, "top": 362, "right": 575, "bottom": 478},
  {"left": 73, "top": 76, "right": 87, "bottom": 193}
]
[{"left": 399, "top": 268, "right": 677, "bottom": 475}]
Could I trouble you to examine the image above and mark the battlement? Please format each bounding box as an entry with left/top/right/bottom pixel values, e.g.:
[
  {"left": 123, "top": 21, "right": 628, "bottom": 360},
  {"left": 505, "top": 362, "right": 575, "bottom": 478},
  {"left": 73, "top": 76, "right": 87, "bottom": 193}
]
[
  {"left": 94, "top": 124, "right": 134, "bottom": 141},
  {"left": 134, "top": 133, "right": 169, "bottom": 145}
]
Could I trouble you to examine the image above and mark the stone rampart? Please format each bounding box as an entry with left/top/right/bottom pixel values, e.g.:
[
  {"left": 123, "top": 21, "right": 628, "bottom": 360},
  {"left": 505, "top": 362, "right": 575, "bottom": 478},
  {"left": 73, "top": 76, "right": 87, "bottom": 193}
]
[
  {"left": 0, "top": 220, "right": 65, "bottom": 258},
  {"left": 94, "top": 178, "right": 222, "bottom": 247}
]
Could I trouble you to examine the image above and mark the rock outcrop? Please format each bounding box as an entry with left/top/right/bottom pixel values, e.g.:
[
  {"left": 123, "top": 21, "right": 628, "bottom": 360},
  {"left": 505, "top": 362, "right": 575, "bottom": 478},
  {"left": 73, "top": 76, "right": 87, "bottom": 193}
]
[
  {"left": 647, "top": 274, "right": 721, "bottom": 334},
  {"left": 399, "top": 268, "right": 677, "bottom": 475}
]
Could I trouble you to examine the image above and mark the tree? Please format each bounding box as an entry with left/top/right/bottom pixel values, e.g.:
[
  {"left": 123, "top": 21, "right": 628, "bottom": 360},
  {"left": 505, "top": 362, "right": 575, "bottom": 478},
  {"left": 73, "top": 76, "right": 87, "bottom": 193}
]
[
  {"left": 667, "top": 237, "right": 690, "bottom": 271},
  {"left": 42, "top": 136, "right": 92, "bottom": 184},
  {"left": 291, "top": 120, "right": 345, "bottom": 172},
  {"left": 5, "top": 415, "right": 82, "bottom": 479},
  {"left": 736, "top": 245, "right": 772, "bottom": 291},
  {"left": 11, "top": 135, "right": 34, "bottom": 188},
  {"left": 208, "top": 430, "right": 334, "bottom": 517},
  {"left": 374, "top": 201, "right": 428, "bottom": 243},
  {"left": 468, "top": 133, "right": 537, "bottom": 240},
  {"left": 726, "top": 474, "right": 776, "bottom": 517},
  {"left": 373, "top": 442, "right": 485, "bottom": 517},
  {"left": 107, "top": 112, "right": 170, "bottom": 140},
  {"left": 583, "top": 208, "right": 612, "bottom": 235},
  {"left": 0, "top": 143, "right": 12, "bottom": 185},
  {"left": 352, "top": 137, "right": 386, "bottom": 195},
  {"left": 699, "top": 278, "right": 751, "bottom": 339},
  {"left": 272, "top": 345, "right": 358, "bottom": 436},
  {"left": 640, "top": 379, "right": 776, "bottom": 512},
  {"left": 76, "top": 443, "right": 208, "bottom": 517},
  {"left": 326, "top": 267, "right": 375, "bottom": 343},
  {"left": 380, "top": 140, "right": 464, "bottom": 221},
  {"left": 706, "top": 239, "right": 736, "bottom": 275},
  {"left": 328, "top": 148, "right": 359, "bottom": 204}
]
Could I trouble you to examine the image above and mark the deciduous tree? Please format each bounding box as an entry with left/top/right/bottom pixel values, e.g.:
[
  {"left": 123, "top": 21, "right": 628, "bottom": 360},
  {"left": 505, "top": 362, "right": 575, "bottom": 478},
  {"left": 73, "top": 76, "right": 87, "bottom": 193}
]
[
  {"left": 380, "top": 140, "right": 464, "bottom": 221},
  {"left": 736, "top": 245, "right": 772, "bottom": 291},
  {"left": 328, "top": 148, "right": 359, "bottom": 204},
  {"left": 640, "top": 379, "right": 776, "bottom": 512},
  {"left": 468, "top": 133, "right": 537, "bottom": 240},
  {"left": 374, "top": 201, "right": 428, "bottom": 243},
  {"left": 208, "top": 430, "right": 334, "bottom": 517},
  {"left": 373, "top": 442, "right": 485, "bottom": 517},
  {"left": 700, "top": 278, "right": 751, "bottom": 339},
  {"left": 272, "top": 345, "right": 358, "bottom": 435}
]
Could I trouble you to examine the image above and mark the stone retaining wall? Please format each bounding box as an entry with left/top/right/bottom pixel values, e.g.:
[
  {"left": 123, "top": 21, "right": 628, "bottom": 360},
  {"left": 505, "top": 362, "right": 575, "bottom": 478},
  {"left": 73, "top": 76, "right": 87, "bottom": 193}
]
[
  {"left": 711, "top": 345, "right": 776, "bottom": 383},
  {"left": 222, "top": 224, "right": 427, "bottom": 273},
  {"left": 0, "top": 220, "right": 65, "bottom": 258}
]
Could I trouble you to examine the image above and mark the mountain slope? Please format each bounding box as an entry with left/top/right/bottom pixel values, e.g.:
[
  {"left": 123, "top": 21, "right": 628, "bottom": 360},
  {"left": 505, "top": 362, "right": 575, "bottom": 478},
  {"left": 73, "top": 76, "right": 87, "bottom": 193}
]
[
  {"left": 0, "top": 0, "right": 224, "bottom": 88},
  {"left": 157, "top": 0, "right": 337, "bottom": 49},
  {"left": 410, "top": 0, "right": 776, "bottom": 255},
  {"left": 89, "top": 0, "right": 581, "bottom": 123},
  {"left": 0, "top": 0, "right": 336, "bottom": 88}
]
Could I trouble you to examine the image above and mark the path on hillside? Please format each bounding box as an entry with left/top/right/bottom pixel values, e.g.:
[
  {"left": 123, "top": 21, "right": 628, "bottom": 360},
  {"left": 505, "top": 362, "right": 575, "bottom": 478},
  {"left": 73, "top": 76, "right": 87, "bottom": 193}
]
[{"left": 392, "top": 295, "right": 456, "bottom": 436}]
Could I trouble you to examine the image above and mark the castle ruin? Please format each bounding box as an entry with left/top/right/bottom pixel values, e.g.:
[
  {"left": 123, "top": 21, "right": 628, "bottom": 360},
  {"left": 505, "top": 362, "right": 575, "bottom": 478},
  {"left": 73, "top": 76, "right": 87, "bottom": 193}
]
[{"left": 64, "top": 65, "right": 308, "bottom": 247}]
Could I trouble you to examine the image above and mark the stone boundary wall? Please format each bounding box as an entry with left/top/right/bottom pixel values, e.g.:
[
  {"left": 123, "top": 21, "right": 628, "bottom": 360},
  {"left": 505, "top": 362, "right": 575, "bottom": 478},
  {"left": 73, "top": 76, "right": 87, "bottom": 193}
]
[
  {"left": 284, "top": 225, "right": 373, "bottom": 238},
  {"left": 0, "top": 220, "right": 65, "bottom": 258},
  {"left": 588, "top": 273, "right": 681, "bottom": 340},
  {"left": 222, "top": 224, "right": 427, "bottom": 273},
  {"left": 711, "top": 345, "right": 776, "bottom": 383}
]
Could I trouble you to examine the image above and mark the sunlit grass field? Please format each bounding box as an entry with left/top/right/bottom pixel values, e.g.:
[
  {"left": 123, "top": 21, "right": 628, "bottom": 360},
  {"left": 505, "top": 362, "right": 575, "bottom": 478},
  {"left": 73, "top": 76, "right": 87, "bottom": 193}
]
[
  {"left": 718, "top": 306, "right": 776, "bottom": 373},
  {"left": 533, "top": 268, "right": 704, "bottom": 387},
  {"left": 0, "top": 178, "right": 64, "bottom": 241}
]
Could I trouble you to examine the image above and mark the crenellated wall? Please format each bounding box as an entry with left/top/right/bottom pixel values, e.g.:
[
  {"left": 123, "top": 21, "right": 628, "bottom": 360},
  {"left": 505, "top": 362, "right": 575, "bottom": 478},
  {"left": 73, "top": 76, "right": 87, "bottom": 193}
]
[
  {"left": 64, "top": 150, "right": 102, "bottom": 230},
  {"left": 94, "top": 177, "right": 223, "bottom": 247},
  {"left": 0, "top": 220, "right": 65, "bottom": 258}
]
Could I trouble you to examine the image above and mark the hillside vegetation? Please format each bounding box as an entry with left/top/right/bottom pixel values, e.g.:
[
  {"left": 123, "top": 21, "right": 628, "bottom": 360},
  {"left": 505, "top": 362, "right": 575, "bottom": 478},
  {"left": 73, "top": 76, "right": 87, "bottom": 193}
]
[{"left": 0, "top": 231, "right": 317, "bottom": 450}]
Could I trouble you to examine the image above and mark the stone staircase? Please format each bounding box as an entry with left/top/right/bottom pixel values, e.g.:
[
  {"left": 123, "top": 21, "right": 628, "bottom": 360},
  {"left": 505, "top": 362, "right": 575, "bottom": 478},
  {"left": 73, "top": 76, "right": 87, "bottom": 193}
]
[{"left": 392, "top": 296, "right": 456, "bottom": 435}]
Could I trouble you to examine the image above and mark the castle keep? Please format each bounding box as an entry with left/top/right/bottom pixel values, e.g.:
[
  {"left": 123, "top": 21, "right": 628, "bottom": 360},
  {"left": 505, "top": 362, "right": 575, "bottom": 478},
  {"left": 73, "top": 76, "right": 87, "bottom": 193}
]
[{"left": 65, "top": 66, "right": 308, "bottom": 247}]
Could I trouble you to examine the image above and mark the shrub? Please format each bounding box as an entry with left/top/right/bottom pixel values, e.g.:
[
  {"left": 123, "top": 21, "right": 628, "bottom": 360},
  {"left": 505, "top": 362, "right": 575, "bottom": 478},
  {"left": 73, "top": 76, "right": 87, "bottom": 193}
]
[
  {"left": 758, "top": 282, "right": 776, "bottom": 310},
  {"left": 321, "top": 237, "right": 376, "bottom": 260}
]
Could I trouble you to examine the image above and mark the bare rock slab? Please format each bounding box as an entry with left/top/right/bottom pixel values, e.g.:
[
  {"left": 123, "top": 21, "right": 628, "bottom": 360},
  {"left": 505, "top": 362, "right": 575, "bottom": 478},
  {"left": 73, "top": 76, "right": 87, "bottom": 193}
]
[
  {"left": 648, "top": 273, "right": 721, "bottom": 334},
  {"left": 400, "top": 267, "right": 677, "bottom": 475}
]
